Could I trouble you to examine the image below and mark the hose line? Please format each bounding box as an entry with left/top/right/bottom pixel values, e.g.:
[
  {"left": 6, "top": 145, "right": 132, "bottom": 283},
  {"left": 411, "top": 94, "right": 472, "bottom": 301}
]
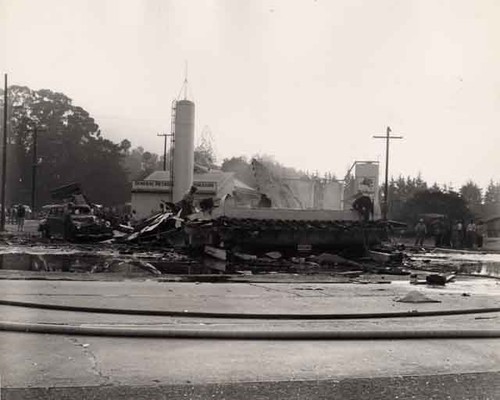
[
  {"left": 1, "top": 299, "right": 500, "bottom": 320},
  {"left": 1, "top": 320, "right": 499, "bottom": 339}
]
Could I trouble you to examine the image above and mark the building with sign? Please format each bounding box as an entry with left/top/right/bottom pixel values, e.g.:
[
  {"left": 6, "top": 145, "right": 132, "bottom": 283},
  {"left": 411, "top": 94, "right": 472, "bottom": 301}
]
[{"left": 131, "top": 170, "right": 259, "bottom": 219}]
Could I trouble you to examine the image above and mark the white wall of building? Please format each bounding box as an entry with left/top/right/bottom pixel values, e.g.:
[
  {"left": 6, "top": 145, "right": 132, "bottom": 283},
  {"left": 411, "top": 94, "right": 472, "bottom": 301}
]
[
  {"left": 131, "top": 192, "right": 169, "bottom": 220},
  {"left": 323, "top": 181, "right": 343, "bottom": 210}
]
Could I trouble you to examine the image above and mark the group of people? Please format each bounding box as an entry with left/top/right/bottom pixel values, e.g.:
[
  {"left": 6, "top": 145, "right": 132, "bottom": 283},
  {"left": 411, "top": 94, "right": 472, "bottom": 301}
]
[
  {"left": 7, "top": 204, "right": 27, "bottom": 232},
  {"left": 414, "top": 218, "right": 485, "bottom": 249}
]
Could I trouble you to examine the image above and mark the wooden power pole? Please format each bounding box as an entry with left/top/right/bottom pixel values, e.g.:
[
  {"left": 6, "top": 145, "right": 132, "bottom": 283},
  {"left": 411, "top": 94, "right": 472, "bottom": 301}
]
[
  {"left": 29, "top": 125, "right": 46, "bottom": 213},
  {"left": 157, "top": 132, "right": 173, "bottom": 171},
  {"left": 373, "top": 126, "right": 403, "bottom": 220},
  {"left": 1, "top": 74, "right": 7, "bottom": 231}
]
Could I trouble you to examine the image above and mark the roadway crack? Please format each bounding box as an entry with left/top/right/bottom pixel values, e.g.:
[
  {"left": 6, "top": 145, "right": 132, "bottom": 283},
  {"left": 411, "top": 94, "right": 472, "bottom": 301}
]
[{"left": 67, "top": 337, "right": 112, "bottom": 385}]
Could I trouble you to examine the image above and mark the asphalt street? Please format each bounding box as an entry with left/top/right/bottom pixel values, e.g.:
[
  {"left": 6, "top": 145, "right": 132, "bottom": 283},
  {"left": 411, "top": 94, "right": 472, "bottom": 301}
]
[
  {"left": 0, "top": 225, "right": 499, "bottom": 398},
  {"left": 0, "top": 278, "right": 498, "bottom": 399},
  {"left": 3, "top": 372, "right": 500, "bottom": 400}
]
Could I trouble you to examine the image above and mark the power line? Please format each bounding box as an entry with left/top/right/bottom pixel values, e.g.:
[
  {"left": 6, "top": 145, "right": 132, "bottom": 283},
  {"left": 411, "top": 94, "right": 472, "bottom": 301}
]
[
  {"left": 1, "top": 74, "right": 7, "bottom": 231},
  {"left": 28, "top": 125, "right": 47, "bottom": 213},
  {"left": 373, "top": 126, "right": 403, "bottom": 220},
  {"left": 157, "top": 132, "right": 173, "bottom": 172}
]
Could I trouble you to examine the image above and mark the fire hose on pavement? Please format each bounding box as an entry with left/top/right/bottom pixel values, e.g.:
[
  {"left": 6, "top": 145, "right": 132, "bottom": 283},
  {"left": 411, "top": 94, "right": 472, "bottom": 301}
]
[
  {"left": 0, "top": 320, "right": 499, "bottom": 339},
  {"left": 1, "top": 298, "right": 500, "bottom": 320},
  {"left": 1, "top": 299, "right": 500, "bottom": 339}
]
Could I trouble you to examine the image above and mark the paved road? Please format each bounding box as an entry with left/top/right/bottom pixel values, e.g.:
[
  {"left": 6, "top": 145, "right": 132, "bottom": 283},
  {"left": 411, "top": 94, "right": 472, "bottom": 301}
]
[
  {"left": 1, "top": 331, "right": 499, "bottom": 396},
  {"left": 1, "top": 278, "right": 498, "bottom": 315},
  {"left": 3, "top": 372, "right": 500, "bottom": 400},
  {"left": 0, "top": 278, "right": 499, "bottom": 399}
]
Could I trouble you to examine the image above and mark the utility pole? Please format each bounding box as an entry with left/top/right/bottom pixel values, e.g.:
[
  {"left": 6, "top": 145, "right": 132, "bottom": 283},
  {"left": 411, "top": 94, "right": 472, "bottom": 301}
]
[
  {"left": 1, "top": 74, "right": 7, "bottom": 231},
  {"left": 29, "top": 126, "right": 46, "bottom": 213},
  {"left": 373, "top": 126, "right": 403, "bottom": 220},
  {"left": 157, "top": 132, "right": 173, "bottom": 171}
]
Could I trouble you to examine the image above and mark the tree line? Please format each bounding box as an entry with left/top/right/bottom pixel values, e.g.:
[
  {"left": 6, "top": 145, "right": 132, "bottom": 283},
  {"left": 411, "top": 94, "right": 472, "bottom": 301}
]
[
  {"left": 386, "top": 175, "right": 500, "bottom": 225},
  {"left": 2, "top": 85, "right": 499, "bottom": 221}
]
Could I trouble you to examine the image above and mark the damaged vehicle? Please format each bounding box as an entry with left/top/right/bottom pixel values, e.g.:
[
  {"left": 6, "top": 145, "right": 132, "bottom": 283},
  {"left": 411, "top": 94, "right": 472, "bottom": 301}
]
[{"left": 39, "top": 204, "right": 113, "bottom": 241}]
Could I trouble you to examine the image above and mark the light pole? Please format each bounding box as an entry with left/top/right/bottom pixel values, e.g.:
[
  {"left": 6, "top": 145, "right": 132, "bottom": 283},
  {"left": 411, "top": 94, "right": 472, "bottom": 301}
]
[
  {"left": 1, "top": 74, "right": 8, "bottom": 231},
  {"left": 157, "top": 132, "right": 173, "bottom": 171},
  {"left": 29, "top": 125, "right": 46, "bottom": 214},
  {"left": 373, "top": 126, "right": 403, "bottom": 220}
]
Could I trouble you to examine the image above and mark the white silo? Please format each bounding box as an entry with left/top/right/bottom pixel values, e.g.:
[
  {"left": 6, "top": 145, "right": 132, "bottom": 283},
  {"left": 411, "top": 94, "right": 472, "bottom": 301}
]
[{"left": 172, "top": 99, "right": 195, "bottom": 202}]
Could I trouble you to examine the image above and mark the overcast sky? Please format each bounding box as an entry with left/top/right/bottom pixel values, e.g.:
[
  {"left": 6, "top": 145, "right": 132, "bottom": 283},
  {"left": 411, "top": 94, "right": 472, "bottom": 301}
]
[{"left": 1, "top": 0, "right": 499, "bottom": 189}]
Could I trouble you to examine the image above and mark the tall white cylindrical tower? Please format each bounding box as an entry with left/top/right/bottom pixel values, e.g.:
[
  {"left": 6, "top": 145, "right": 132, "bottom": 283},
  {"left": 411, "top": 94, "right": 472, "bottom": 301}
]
[{"left": 172, "top": 100, "right": 195, "bottom": 202}]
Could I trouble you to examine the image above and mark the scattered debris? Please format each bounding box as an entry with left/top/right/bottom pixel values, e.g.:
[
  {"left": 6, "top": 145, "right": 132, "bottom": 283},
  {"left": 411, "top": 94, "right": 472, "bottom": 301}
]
[
  {"left": 233, "top": 252, "right": 257, "bottom": 261},
  {"left": 265, "top": 251, "right": 282, "bottom": 260},
  {"left": 313, "top": 253, "right": 364, "bottom": 269},
  {"left": 426, "top": 274, "right": 447, "bottom": 286},
  {"left": 396, "top": 291, "right": 441, "bottom": 303},
  {"left": 204, "top": 245, "right": 227, "bottom": 261},
  {"left": 124, "top": 212, "right": 182, "bottom": 243},
  {"left": 368, "top": 249, "right": 403, "bottom": 264},
  {"left": 336, "top": 270, "right": 363, "bottom": 277},
  {"left": 410, "top": 273, "right": 455, "bottom": 286}
]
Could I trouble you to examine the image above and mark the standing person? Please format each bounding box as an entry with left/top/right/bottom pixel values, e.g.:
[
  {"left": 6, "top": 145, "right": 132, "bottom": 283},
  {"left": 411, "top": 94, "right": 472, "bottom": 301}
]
[
  {"left": 7, "top": 206, "right": 12, "bottom": 224},
  {"left": 129, "top": 210, "right": 138, "bottom": 226},
  {"left": 457, "top": 220, "right": 465, "bottom": 248},
  {"left": 257, "top": 193, "right": 272, "bottom": 208},
  {"left": 442, "top": 219, "right": 452, "bottom": 247},
  {"left": 466, "top": 220, "right": 477, "bottom": 249},
  {"left": 16, "top": 205, "right": 26, "bottom": 232},
  {"left": 432, "top": 220, "right": 443, "bottom": 247},
  {"left": 414, "top": 219, "right": 427, "bottom": 247},
  {"left": 451, "top": 221, "right": 462, "bottom": 248},
  {"left": 476, "top": 221, "right": 485, "bottom": 249},
  {"left": 178, "top": 186, "right": 198, "bottom": 218},
  {"left": 9, "top": 205, "right": 16, "bottom": 225},
  {"left": 352, "top": 192, "right": 373, "bottom": 223}
]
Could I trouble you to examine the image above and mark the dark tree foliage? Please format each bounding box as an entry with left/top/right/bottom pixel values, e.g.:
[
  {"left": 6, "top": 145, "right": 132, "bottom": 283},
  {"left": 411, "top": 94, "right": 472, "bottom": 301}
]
[
  {"left": 399, "top": 189, "right": 470, "bottom": 225},
  {"left": 483, "top": 180, "right": 500, "bottom": 216},
  {"left": 386, "top": 174, "right": 427, "bottom": 220},
  {"left": 121, "top": 146, "right": 164, "bottom": 182},
  {"left": 459, "top": 180, "right": 482, "bottom": 206},
  {"left": 2, "top": 85, "right": 130, "bottom": 207}
]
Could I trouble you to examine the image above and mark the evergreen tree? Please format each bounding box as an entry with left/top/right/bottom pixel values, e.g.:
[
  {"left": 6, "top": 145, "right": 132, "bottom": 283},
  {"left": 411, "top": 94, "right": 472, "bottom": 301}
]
[{"left": 2, "top": 85, "right": 130, "bottom": 207}]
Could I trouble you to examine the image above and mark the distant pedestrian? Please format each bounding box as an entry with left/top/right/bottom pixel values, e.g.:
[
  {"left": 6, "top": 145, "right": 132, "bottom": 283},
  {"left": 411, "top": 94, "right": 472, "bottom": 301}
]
[
  {"left": 451, "top": 220, "right": 464, "bottom": 248},
  {"left": 178, "top": 186, "right": 198, "bottom": 218},
  {"left": 476, "top": 222, "right": 485, "bottom": 249},
  {"left": 7, "top": 206, "right": 15, "bottom": 224},
  {"left": 352, "top": 192, "right": 373, "bottom": 223},
  {"left": 466, "top": 220, "right": 477, "bottom": 249},
  {"left": 16, "top": 205, "right": 26, "bottom": 232},
  {"left": 130, "top": 210, "right": 138, "bottom": 226},
  {"left": 414, "top": 219, "right": 427, "bottom": 247},
  {"left": 257, "top": 193, "right": 272, "bottom": 208},
  {"left": 432, "top": 220, "right": 444, "bottom": 247},
  {"left": 442, "top": 220, "right": 452, "bottom": 247}
]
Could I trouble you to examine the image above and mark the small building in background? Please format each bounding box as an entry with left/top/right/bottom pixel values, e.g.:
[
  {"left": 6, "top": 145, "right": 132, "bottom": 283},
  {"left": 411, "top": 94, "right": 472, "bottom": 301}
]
[
  {"left": 131, "top": 170, "right": 259, "bottom": 219},
  {"left": 282, "top": 178, "right": 344, "bottom": 210},
  {"left": 343, "top": 161, "right": 381, "bottom": 217},
  {"left": 483, "top": 215, "right": 500, "bottom": 251}
]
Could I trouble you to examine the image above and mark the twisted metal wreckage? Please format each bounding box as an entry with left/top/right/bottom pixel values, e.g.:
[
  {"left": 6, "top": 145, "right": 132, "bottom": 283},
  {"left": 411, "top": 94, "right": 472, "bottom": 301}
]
[{"left": 122, "top": 200, "right": 400, "bottom": 261}]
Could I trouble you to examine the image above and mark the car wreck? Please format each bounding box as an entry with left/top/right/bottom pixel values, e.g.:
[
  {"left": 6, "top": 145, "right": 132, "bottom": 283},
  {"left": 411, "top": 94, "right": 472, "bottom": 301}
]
[
  {"left": 38, "top": 183, "right": 113, "bottom": 242},
  {"left": 39, "top": 203, "right": 113, "bottom": 241}
]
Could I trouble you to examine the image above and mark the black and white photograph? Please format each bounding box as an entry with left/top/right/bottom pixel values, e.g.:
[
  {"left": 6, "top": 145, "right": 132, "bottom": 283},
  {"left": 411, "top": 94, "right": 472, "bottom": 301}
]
[{"left": 0, "top": 1, "right": 499, "bottom": 399}]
